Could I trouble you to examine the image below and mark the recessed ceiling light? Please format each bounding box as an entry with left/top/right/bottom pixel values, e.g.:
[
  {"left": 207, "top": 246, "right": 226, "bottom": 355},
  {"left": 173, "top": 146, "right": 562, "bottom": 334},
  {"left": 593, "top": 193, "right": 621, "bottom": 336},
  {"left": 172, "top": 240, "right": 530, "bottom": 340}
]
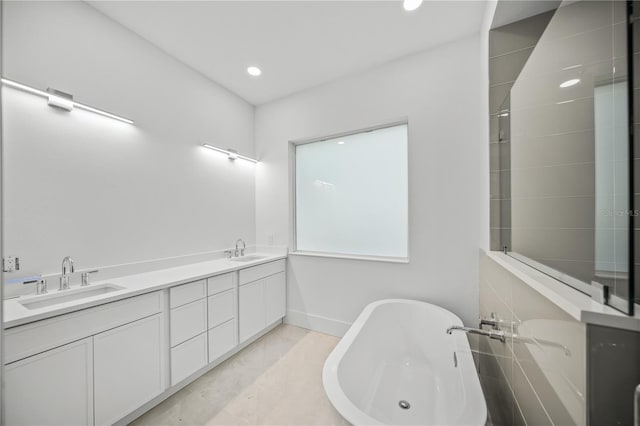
[
  {"left": 338, "top": 141, "right": 345, "bottom": 145},
  {"left": 403, "top": 0, "right": 423, "bottom": 11},
  {"left": 560, "top": 78, "right": 580, "bottom": 88},
  {"left": 247, "top": 66, "right": 262, "bottom": 77}
]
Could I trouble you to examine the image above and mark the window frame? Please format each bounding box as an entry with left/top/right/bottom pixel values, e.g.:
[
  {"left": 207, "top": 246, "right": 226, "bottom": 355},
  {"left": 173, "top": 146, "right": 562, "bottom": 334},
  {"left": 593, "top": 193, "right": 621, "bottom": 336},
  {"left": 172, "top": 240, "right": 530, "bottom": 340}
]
[{"left": 289, "top": 119, "right": 410, "bottom": 263}]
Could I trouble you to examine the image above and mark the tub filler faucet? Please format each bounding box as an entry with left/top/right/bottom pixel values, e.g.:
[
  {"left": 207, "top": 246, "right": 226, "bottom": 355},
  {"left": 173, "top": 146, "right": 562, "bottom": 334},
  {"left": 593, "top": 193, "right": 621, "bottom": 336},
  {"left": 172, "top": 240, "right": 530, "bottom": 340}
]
[{"left": 446, "top": 325, "right": 506, "bottom": 343}]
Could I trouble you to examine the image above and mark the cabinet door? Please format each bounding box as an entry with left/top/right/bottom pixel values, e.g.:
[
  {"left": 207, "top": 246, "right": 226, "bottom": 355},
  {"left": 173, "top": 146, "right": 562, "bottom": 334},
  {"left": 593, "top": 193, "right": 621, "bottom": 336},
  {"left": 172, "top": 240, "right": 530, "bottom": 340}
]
[
  {"left": 94, "top": 314, "right": 165, "bottom": 425},
  {"left": 239, "top": 279, "right": 265, "bottom": 343},
  {"left": 265, "top": 272, "right": 286, "bottom": 325},
  {"left": 5, "top": 337, "right": 93, "bottom": 426}
]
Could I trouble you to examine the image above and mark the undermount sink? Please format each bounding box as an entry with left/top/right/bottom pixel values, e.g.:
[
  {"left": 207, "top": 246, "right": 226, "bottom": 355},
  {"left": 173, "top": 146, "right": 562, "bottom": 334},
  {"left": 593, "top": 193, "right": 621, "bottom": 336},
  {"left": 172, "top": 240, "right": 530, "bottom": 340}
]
[
  {"left": 19, "top": 283, "right": 125, "bottom": 310},
  {"left": 231, "top": 255, "right": 267, "bottom": 263}
]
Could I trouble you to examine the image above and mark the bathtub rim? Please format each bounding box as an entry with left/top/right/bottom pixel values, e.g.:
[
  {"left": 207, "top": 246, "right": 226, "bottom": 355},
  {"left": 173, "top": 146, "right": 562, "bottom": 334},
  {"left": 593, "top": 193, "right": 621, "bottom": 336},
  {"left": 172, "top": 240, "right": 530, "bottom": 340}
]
[{"left": 322, "top": 298, "right": 486, "bottom": 426}]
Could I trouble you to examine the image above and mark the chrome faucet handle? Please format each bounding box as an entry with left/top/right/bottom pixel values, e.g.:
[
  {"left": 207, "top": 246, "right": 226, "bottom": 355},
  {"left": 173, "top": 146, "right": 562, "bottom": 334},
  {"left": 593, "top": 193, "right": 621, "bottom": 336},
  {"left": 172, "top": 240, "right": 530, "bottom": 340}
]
[
  {"left": 81, "top": 270, "right": 99, "bottom": 286},
  {"left": 224, "top": 250, "right": 233, "bottom": 259},
  {"left": 240, "top": 247, "right": 245, "bottom": 256},
  {"left": 25, "top": 278, "right": 47, "bottom": 295},
  {"left": 479, "top": 312, "right": 500, "bottom": 330},
  {"left": 37, "top": 279, "right": 48, "bottom": 295}
]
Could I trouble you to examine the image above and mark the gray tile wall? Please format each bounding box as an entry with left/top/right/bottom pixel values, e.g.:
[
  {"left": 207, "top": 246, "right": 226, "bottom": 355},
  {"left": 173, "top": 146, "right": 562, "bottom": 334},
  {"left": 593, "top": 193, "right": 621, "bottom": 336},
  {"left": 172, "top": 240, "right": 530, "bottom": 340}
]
[{"left": 478, "top": 253, "right": 586, "bottom": 425}]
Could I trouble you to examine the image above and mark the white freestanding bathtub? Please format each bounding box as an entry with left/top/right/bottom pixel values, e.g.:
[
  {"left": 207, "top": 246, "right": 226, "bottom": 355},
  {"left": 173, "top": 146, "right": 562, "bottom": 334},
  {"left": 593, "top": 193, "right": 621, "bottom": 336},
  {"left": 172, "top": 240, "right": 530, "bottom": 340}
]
[{"left": 323, "top": 299, "right": 487, "bottom": 426}]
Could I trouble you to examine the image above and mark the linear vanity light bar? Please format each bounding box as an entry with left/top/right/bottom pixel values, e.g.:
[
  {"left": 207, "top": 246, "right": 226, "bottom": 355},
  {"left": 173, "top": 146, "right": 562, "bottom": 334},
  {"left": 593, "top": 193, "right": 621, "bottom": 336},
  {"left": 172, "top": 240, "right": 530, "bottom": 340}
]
[
  {"left": 201, "top": 143, "right": 259, "bottom": 163},
  {"left": 1, "top": 78, "right": 134, "bottom": 124}
]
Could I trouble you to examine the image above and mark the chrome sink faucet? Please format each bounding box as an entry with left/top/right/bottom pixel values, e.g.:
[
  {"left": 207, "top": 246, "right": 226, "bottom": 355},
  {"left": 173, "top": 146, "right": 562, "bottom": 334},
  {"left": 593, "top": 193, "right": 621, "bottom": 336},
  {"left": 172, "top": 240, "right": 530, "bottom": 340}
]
[
  {"left": 446, "top": 325, "right": 506, "bottom": 343},
  {"left": 235, "top": 239, "right": 246, "bottom": 257},
  {"left": 59, "top": 256, "right": 75, "bottom": 291}
]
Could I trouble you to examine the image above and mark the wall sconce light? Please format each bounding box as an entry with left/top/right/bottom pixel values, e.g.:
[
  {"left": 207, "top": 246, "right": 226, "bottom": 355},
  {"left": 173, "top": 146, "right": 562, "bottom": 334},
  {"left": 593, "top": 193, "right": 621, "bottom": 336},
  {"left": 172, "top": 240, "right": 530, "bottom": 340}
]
[
  {"left": 1, "top": 78, "right": 134, "bottom": 124},
  {"left": 201, "top": 144, "right": 258, "bottom": 163}
]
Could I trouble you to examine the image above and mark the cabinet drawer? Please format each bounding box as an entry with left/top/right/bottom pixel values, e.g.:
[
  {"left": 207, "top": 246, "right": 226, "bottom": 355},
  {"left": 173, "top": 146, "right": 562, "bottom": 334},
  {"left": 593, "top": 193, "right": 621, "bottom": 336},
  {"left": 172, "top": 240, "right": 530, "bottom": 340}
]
[
  {"left": 208, "top": 289, "right": 235, "bottom": 329},
  {"left": 239, "top": 260, "right": 285, "bottom": 286},
  {"left": 171, "top": 332, "right": 208, "bottom": 386},
  {"left": 207, "top": 273, "right": 234, "bottom": 296},
  {"left": 5, "top": 291, "right": 163, "bottom": 364},
  {"left": 170, "top": 298, "right": 207, "bottom": 347},
  {"left": 170, "top": 279, "right": 206, "bottom": 308},
  {"left": 208, "top": 320, "right": 237, "bottom": 363}
]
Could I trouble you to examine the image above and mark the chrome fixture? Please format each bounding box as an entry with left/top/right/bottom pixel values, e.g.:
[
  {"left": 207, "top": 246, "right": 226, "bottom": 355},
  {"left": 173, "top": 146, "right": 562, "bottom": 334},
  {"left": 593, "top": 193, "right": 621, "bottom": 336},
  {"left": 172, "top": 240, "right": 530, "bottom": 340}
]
[
  {"left": 398, "top": 400, "right": 410, "bottom": 410},
  {"left": 224, "top": 250, "right": 233, "bottom": 260},
  {"left": 446, "top": 325, "right": 506, "bottom": 343},
  {"left": 59, "top": 256, "right": 75, "bottom": 291},
  {"left": 81, "top": 270, "right": 99, "bottom": 287},
  {"left": 201, "top": 144, "right": 259, "bottom": 163},
  {"left": 36, "top": 279, "right": 48, "bottom": 295},
  {"left": 235, "top": 239, "right": 246, "bottom": 257},
  {"left": 1, "top": 78, "right": 134, "bottom": 124},
  {"left": 24, "top": 277, "right": 47, "bottom": 295},
  {"left": 36, "top": 279, "right": 47, "bottom": 294},
  {"left": 479, "top": 312, "right": 500, "bottom": 330}
]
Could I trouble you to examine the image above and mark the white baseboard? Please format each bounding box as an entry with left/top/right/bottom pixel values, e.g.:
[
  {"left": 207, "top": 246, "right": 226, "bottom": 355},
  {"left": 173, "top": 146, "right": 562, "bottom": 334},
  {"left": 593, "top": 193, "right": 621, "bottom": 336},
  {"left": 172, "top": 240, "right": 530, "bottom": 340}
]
[{"left": 285, "top": 309, "right": 351, "bottom": 337}]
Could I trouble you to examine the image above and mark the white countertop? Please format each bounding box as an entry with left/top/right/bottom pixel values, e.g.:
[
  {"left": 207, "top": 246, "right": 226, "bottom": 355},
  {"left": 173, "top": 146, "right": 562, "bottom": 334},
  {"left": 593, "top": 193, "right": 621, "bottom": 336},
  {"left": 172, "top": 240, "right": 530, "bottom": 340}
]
[
  {"left": 4, "top": 253, "right": 286, "bottom": 329},
  {"left": 487, "top": 252, "right": 640, "bottom": 332}
]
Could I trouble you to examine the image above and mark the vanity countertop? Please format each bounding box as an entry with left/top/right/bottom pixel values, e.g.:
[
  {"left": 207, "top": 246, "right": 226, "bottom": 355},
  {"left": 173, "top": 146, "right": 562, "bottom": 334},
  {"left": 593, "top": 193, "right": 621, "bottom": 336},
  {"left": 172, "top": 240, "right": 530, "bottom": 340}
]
[{"left": 4, "top": 253, "right": 287, "bottom": 329}]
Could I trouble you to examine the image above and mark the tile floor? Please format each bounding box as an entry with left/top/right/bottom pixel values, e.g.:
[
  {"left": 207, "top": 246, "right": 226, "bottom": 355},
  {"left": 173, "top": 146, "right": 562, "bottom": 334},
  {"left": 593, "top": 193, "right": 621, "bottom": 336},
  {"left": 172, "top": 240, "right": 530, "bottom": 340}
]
[{"left": 130, "top": 324, "right": 349, "bottom": 426}]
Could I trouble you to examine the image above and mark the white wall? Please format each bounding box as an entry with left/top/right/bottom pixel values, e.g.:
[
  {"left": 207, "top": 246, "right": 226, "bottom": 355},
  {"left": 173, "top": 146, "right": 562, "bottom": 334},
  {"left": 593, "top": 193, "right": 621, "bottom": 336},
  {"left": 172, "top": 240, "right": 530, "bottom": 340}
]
[
  {"left": 255, "top": 35, "right": 489, "bottom": 334},
  {"left": 2, "top": 1, "right": 256, "bottom": 284}
]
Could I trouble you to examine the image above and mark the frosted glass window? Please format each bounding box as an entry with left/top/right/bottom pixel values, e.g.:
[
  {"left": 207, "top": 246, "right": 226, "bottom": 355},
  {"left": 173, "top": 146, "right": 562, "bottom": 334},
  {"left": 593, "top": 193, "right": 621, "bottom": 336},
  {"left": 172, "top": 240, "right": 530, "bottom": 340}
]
[{"left": 295, "top": 124, "right": 408, "bottom": 259}]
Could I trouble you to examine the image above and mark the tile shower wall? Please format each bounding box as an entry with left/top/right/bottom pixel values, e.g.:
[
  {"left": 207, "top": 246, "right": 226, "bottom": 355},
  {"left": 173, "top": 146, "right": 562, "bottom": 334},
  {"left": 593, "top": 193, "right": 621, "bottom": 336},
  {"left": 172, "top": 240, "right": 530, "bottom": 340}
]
[
  {"left": 479, "top": 253, "right": 586, "bottom": 426},
  {"left": 489, "top": 11, "right": 554, "bottom": 251}
]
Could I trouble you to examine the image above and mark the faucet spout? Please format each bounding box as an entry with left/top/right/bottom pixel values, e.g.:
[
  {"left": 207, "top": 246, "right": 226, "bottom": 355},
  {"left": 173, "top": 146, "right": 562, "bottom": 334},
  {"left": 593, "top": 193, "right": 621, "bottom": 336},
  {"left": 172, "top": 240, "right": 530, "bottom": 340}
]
[
  {"left": 235, "top": 238, "right": 246, "bottom": 257},
  {"left": 446, "top": 325, "right": 506, "bottom": 343},
  {"left": 59, "top": 256, "right": 75, "bottom": 291}
]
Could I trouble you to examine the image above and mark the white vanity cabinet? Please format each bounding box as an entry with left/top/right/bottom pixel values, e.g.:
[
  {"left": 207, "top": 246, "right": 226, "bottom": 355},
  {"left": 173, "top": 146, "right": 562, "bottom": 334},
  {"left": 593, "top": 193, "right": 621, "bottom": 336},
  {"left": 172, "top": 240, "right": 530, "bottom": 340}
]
[
  {"left": 5, "top": 337, "right": 94, "bottom": 426},
  {"left": 4, "top": 291, "right": 165, "bottom": 426},
  {"left": 4, "top": 256, "right": 287, "bottom": 425},
  {"left": 93, "top": 313, "right": 165, "bottom": 425},
  {"left": 239, "top": 260, "right": 286, "bottom": 343}
]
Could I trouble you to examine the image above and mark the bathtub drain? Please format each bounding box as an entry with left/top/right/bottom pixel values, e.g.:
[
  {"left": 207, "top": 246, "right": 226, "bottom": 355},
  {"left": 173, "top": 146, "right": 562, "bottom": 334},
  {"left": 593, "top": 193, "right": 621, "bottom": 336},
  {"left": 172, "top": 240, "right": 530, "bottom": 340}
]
[{"left": 398, "top": 400, "right": 411, "bottom": 410}]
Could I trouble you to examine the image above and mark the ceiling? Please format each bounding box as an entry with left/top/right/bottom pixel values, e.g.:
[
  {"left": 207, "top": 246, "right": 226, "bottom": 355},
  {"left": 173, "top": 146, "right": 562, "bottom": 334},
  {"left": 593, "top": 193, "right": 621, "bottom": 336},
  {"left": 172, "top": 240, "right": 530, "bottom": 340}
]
[{"left": 88, "top": 1, "right": 487, "bottom": 105}]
